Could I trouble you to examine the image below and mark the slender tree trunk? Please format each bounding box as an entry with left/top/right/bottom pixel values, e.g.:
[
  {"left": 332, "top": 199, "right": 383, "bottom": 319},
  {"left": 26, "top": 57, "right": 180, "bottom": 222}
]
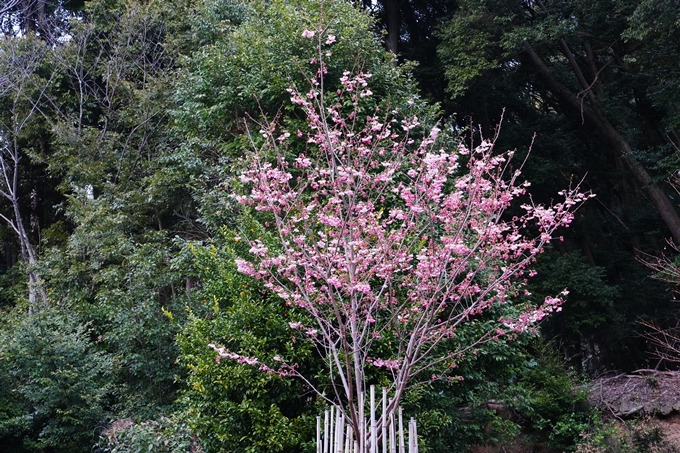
[
  {"left": 524, "top": 44, "right": 680, "bottom": 244},
  {"left": 0, "top": 117, "right": 48, "bottom": 313},
  {"left": 7, "top": 155, "right": 48, "bottom": 312},
  {"left": 22, "top": 0, "right": 36, "bottom": 33},
  {"left": 20, "top": 0, "right": 46, "bottom": 35},
  {"left": 384, "top": 0, "right": 399, "bottom": 55}
]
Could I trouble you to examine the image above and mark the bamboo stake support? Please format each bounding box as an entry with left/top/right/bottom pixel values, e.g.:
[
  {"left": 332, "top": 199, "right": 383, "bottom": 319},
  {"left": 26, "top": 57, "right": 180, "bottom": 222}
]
[
  {"left": 317, "top": 416, "right": 321, "bottom": 453},
  {"left": 398, "top": 407, "right": 404, "bottom": 453},
  {"left": 413, "top": 418, "right": 418, "bottom": 453},
  {"left": 389, "top": 399, "right": 396, "bottom": 453},
  {"left": 336, "top": 409, "right": 343, "bottom": 453},
  {"left": 330, "top": 407, "right": 335, "bottom": 453},
  {"left": 359, "top": 392, "right": 365, "bottom": 453},
  {"left": 370, "top": 385, "right": 376, "bottom": 453},
  {"left": 382, "top": 388, "right": 387, "bottom": 453},
  {"left": 324, "top": 410, "right": 330, "bottom": 453},
  {"left": 315, "top": 399, "right": 417, "bottom": 453}
]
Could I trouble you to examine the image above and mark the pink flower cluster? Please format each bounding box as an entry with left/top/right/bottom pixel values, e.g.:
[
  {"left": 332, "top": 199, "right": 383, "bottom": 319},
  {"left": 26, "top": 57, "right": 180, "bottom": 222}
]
[
  {"left": 370, "top": 358, "right": 402, "bottom": 370},
  {"left": 233, "top": 68, "right": 592, "bottom": 388},
  {"left": 500, "top": 291, "right": 567, "bottom": 334},
  {"left": 208, "top": 343, "right": 297, "bottom": 376},
  {"left": 209, "top": 343, "right": 262, "bottom": 367}
]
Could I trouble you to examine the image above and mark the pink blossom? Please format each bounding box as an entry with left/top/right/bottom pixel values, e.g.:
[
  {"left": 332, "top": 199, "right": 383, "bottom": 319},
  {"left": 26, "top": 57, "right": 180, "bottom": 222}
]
[
  {"left": 372, "top": 358, "right": 401, "bottom": 369},
  {"left": 224, "top": 60, "right": 592, "bottom": 439},
  {"left": 302, "top": 29, "right": 315, "bottom": 39},
  {"left": 235, "top": 259, "right": 255, "bottom": 276},
  {"left": 295, "top": 155, "right": 312, "bottom": 168}
]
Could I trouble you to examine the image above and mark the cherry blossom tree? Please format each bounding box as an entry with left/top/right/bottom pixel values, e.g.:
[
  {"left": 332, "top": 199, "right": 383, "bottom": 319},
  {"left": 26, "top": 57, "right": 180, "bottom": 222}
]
[{"left": 210, "top": 26, "right": 593, "bottom": 451}]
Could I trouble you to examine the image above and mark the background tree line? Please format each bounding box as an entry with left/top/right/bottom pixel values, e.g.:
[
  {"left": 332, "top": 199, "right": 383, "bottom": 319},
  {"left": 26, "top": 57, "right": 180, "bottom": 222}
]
[{"left": 0, "top": 0, "right": 679, "bottom": 452}]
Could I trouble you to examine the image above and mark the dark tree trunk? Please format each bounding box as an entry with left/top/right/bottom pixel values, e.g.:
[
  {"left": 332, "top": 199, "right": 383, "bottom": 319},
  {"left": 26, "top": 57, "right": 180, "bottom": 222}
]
[
  {"left": 384, "top": 0, "right": 399, "bottom": 54},
  {"left": 524, "top": 44, "right": 680, "bottom": 244},
  {"left": 20, "top": 0, "right": 46, "bottom": 35}
]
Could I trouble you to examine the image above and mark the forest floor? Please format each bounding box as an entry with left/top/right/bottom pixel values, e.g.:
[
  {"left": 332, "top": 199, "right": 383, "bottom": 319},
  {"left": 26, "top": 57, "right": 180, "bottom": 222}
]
[
  {"left": 589, "top": 370, "right": 680, "bottom": 418},
  {"left": 588, "top": 370, "right": 680, "bottom": 452},
  {"left": 655, "top": 414, "right": 680, "bottom": 448}
]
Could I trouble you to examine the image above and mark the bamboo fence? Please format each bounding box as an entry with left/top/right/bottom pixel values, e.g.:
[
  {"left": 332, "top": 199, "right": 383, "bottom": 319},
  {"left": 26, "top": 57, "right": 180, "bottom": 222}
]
[{"left": 316, "top": 385, "right": 418, "bottom": 453}]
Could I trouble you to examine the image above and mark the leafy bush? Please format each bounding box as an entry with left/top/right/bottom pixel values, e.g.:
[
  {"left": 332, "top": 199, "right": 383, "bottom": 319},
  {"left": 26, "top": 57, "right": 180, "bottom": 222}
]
[
  {"left": 97, "top": 416, "right": 201, "bottom": 453},
  {"left": 0, "top": 308, "right": 112, "bottom": 453},
  {"left": 176, "top": 237, "right": 318, "bottom": 453},
  {"left": 510, "top": 341, "right": 594, "bottom": 451},
  {"left": 528, "top": 251, "right": 620, "bottom": 372},
  {"left": 576, "top": 417, "right": 675, "bottom": 453}
]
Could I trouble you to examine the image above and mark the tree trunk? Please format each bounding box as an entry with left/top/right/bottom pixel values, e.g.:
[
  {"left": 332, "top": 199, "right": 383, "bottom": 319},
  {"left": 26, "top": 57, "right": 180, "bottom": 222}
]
[
  {"left": 384, "top": 0, "right": 399, "bottom": 55},
  {"left": 21, "top": 0, "right": 46, "bottom": 35},
  {"left": 524, "top": 44, "right": 680, "bottom": 244}
]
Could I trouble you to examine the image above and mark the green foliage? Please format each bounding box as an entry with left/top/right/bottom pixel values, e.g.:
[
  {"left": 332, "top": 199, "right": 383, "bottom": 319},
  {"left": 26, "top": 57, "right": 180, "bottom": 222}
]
[
  {"left": 177, "top": 235, "right": 318, "bottom": 453},
  {"left": 3, "top": 0, "right": 678, "bottom": 452},
  {"left": 3, "top": 0, "right": 448, "bottom": 450},
  {"left": 34, "top": 0, "right": 201, "bottom": 418},
  {"left": 0, "top": 308, "right": 112, "bottom": 453},
  {"left": 0, "top": 265, "right": 28, "bottom": 309},
  {"left": 436, "top": 0, "right": 501, "bottom": 99},
  {"left": 576, "top": 416, "right": 675, "bottom": 453},
  {"left": 406, "top": 330, "right": 538, "bottom": 451},
  {"left": 436, "top": 0, "right": 680, "bottom": 372},
  {"left": 509, "top": 341, "right": 593, "bottom": 451},
  {"left": 97, "top": 416, "right": 201, "bottom": 453},
  {"left": 528, "top": 251, "right": 620, "bottom": 371},
  {"left": 39, "top": 226, "right": 190, "bottom": 416},
  {"left": 173, "top": 0, "right": 432, "bottom": 149}
]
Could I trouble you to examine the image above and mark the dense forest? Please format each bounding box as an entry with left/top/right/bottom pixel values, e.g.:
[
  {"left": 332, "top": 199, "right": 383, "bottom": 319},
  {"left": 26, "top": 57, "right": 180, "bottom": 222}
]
[{"left": 1, "top": 0, "right": 680, "bottom": 452}]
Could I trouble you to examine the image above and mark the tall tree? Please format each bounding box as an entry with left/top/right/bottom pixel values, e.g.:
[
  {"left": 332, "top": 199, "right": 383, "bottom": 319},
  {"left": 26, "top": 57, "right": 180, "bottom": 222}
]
[
  {"left": 359, "top": 0, "right": 456, "bottom": 105},
  {"left": 437, "top": 0, "right": 680, "bottom": 371},
  {"left": 0, "top": 0, "right": 84, "bottom": 39},
  {"left": 211, "top": 20, "right": 592, "bottom": 447},
  {"left": 439, "top": 0, "right": 680, "bottom": 242},
  {"left": 0, "top": 35, "right": 51, "bottom": 310}
]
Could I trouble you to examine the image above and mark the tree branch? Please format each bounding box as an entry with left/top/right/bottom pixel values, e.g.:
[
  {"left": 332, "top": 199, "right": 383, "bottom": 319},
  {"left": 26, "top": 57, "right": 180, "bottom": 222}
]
[{"left": 558, "top": 38, "right": 597, "bottom": 104}]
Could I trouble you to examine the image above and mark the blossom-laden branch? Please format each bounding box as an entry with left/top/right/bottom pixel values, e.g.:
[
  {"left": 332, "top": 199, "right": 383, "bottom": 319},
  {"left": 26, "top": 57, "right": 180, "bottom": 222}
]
[{"left": 212, "top": 24, "right": 594, "bottom": 451}]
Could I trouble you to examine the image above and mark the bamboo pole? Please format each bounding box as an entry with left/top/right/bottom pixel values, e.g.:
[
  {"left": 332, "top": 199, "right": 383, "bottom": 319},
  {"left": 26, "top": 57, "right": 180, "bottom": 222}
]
[
  {"left": 408, "top": 418, "right": 412, "bottom": 453},
  {"left": 336, "top": 408, "right": 344, "bottom": 453},
  {"left": 330, "top": 407, "right": 335, "bottom": 453},
  {"left": 382, "top": 388, "right": 387, "bottom": 453},
  {"left": 317, "top": 416, "right": 321, "bottom": 453},
  {"left": 359, "top": 392, "right": 365, "bottom": 453},
  {"left": 324, "top": 410, "right": 330, "bottom": 453},
  {"left": 370, "top": 385, "right": 376, "bottom": 453},
  {"left": 389, "top": 400, "right": 396, "bottom": 453},
  {"left": 398, "top": 407, "right": 404, "bottom": 453}
]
